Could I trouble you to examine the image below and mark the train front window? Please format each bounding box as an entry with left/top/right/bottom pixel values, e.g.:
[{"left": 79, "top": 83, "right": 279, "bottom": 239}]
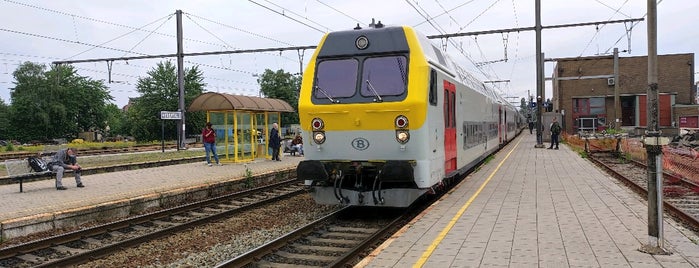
[
  {"left": 361, "top": 56, "right": 407, "bottom": 97},
  {"left": 315, "top": 59, "right": 358, "bottom": 99}
]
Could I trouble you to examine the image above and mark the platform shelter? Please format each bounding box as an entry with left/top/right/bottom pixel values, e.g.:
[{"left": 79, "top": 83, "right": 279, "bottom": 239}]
[{"left": 189, "top": 92, "right": 294, "bottom": 162}]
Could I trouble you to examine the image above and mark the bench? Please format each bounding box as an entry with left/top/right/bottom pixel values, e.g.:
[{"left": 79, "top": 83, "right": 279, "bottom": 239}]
[
  {"left": 282, "top": 139, "right": 300, "bottom": 156},
  {"left": 4, "top": 156, "right": 54, "bottom": 193}
]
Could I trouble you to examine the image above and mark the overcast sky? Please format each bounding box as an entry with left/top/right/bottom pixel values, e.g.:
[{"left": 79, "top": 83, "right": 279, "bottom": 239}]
[{"left": 1, "top": 0, "right": 697, "bottom": 108}]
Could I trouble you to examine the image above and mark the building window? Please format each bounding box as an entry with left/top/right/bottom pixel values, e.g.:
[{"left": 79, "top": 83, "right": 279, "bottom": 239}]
[
  {"left": 573, "top": 98, "right": 589, "bottom": 114},
  {"left": 589, "top": 97, "right": 605, "bottom": 115},
  {"left": 573, "top": 97, "right": 605, "bottom": 116}
]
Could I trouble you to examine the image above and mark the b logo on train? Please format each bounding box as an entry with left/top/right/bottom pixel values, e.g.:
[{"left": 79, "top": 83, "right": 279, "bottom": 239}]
[{"left": 297, "top": 23, "right": 523, "bottom": 207}]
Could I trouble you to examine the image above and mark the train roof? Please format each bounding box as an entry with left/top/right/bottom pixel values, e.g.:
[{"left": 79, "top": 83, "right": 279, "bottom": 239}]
[{"left": 412, "top": 28, "right": 515, "bottom": 109}]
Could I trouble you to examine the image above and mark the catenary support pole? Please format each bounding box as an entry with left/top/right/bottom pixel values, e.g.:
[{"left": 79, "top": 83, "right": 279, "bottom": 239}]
[
  {"left": 534, "top": 0, "right": 544, "bottom": 148},
  {"left": 640, "top": 0, "right": 668, "bottom": 255},
  {"left": 614, "top": 48, "right": 621, "bottom": 131},
  {"left": 176, "top": 10, "right": 186, "bottom": 150}
]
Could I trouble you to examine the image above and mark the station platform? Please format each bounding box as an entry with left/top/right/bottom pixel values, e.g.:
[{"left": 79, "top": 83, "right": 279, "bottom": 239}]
[
  {"left": 0, "top": 153, "right": 303, "bottom": 239},
  {"left": 362, "top": 133, "right": 699, "bottom": 267}
]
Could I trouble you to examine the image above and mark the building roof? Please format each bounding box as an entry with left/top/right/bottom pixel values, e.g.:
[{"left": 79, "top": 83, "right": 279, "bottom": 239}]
[{"left": 188, "top": 92, "right": 295, "bottom": 112}]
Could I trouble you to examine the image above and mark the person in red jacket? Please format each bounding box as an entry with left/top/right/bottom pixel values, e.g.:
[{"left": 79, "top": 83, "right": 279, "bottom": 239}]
[{"left": 202, "top": 122, "right": 221, "bottom": 166}]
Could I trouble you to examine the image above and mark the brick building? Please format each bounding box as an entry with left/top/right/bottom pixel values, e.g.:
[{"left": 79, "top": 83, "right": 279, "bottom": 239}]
[{"left": 551, "top": 53, "right": 696, "bottom": 136}]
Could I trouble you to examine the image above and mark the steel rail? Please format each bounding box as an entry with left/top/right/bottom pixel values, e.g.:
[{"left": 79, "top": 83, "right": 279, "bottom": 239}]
[
  {"left": 588, "top": 154, "right": 699, "bottom": 231},
  {"left": 0, "top": 179, "right": 301, "bottom": 266}
]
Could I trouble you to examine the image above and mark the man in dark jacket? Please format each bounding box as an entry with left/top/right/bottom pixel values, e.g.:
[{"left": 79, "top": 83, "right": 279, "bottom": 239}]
[
  {"left": 50, "top": 148, "right": 84, "bottom": 190},
  {"left": 269, "top": 123, "right": 281, "bottom": 161},
  {"left": 548, "top": 117, "right": 561, "bottom": 150}
]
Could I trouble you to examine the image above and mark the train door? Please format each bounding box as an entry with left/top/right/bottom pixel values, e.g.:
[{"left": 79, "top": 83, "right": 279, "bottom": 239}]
[
  {"left": 444, "top": 81, "right": 456, "bottom": 174},
  {"left": 503, "top": 109, "right": 508, "bottom": 142},
  {"left": 498, "top": 105, "right": 503, "bottom": 145}
]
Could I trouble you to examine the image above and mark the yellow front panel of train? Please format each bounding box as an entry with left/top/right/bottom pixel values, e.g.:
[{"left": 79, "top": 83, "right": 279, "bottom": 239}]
[{"left": 299, "top": 26, "right": 429, "bottom": 132}]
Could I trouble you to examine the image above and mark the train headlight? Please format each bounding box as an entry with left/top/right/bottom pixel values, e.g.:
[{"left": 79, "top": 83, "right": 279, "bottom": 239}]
[
  {"left": 312, "top": 118, "right": 324, "bottom": 130},
  {"left": 396, "top": 130, "right": 410, "bottom": 144},
  {"left": 395, "top": 115, "right": 408, "bottom": 129},
  {"left": 313, "top": 131, "right": 326, "bottom": 144}
]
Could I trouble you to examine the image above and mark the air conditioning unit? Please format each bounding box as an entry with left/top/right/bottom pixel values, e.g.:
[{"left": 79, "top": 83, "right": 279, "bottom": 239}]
[{"left": 607, "top": 78, "right": 616, "bottom": 86}]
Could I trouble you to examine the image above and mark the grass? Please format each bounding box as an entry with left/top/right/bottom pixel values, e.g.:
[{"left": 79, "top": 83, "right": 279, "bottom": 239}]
[
  {"left": 0, "top": 141, "right": 170, "bottom": 153},
  {"left": 243, "top": 164, "right": 254, "bottom": 188},
  {"left": 1, "top": 149, "right": 205, "bottom": 177}
]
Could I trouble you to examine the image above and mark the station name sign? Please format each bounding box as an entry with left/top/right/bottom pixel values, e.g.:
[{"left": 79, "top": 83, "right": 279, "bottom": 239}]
[{"left": 160, "top": 111, "right": 182, "bottom": 120}]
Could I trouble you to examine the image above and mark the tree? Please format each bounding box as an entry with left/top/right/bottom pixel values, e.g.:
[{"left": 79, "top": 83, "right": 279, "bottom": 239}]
[
  {"left": 257, "top": 69, "right": 300, "bottom": 125},
  {"left": 104, "top": 103, "right": 127, "bottom": 137},
  {"left": 9, "top": 62, "right": 113, "bottom": 142},
  {"left": 0, "top": 98, "right": 9, "bottom": 140},
  {"left": 126, "top": 61, "right": 205, "bottom": 142}
]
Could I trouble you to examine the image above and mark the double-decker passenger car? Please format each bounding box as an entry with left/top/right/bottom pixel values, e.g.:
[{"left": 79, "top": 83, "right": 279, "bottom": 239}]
[{"left": 296, "top": 23, "right": 522, "bottom": 207}]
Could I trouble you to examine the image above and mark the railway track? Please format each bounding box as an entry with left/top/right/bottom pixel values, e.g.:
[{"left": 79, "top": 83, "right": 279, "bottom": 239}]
[
  {"left": 588, "top": 152, "right": 699, "bottom": 232},
  {"left": 0, "top": 179, "right": 304, "bottom": 267},
  {"left": 216, "top": 206, "right": 407, "bottom": 268}
]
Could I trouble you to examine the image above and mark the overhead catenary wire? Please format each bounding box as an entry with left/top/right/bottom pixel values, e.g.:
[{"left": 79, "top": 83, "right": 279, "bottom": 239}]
[
  {"left": 413, "top": 0, "right": 478, "bottom": 28},
  {"left": 314, "top": 0, "right": 365, "bottom": 26},
  {"left": 578, "top": 0, "right": 631, "bottom": 57},
  {"left": 433, "top": 0, "right": 510, "bottom": 75},
  {"left": 603, "top": 0, "right": 664, "bottom": 54},
  {"left": 506, "top": 0, "right": 522, "bottom": 90},
  {"left": 0, "top": 54, "right": 260, "bottom": 93},
  {"left": 0, "top": 27, "right": 156, "bottom": 57},
  {"left": 406, "top": 0, "right": 505, "bottom": 93},
  {"left": 184, "top": 12, "right": 296, "bottom": 47},
  {"left": 184, "top": 14, "right": 234, "bottom": 49},
  {"left": 184, "top": 13, "right": 296, "bottom": 62},
  {"left": 0, "top": 3, "right": 317, "bottom": 105},
  {"left": 67, "top": 14, "right": 174, "bottom": 60},
  {"left": 122, "top": 15, "right": 174, "bottom": 57},
  {"left": 259, "top": 0, "right": 332, "bottom": 33},
  {"left": 454, "top": 0, "right": 502, "bottom": 34},
  {"left": 248, "top": 0, "right": 327, "bottom": 34},
  {"left": 1, "top": 0, "right": 225, "bottom": 48}
]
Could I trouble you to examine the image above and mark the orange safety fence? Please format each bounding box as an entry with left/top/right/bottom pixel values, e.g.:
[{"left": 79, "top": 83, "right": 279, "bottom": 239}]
[{"left": 565, "top": 133, "right": 699, "bottom": 185}]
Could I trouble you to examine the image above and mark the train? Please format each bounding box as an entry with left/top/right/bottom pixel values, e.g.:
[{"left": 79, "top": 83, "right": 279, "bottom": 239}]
[{"left": 296, "top": 22, "right": 523, "bottom": 207}]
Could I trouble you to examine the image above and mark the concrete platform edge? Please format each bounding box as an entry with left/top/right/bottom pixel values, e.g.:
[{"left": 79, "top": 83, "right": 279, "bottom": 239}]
[{"left": 1, "top": 168, "right": 295, "bottom": 240}]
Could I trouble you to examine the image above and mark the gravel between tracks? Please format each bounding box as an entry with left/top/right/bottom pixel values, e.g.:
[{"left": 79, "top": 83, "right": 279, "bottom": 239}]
[
  {"left": 593, "top": 153, "right": 699, "bottom": 245},
  {"left": 76, "top": 194, "right": 340, "bottom": 267}
]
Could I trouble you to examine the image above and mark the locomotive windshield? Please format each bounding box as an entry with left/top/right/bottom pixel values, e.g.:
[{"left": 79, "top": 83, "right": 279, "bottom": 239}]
[
  {"left": 313, "top": 55, "right": 408, "bottom": 104},
  {"left": 315, "top": 59, "right": 358, "bottom": 99}
]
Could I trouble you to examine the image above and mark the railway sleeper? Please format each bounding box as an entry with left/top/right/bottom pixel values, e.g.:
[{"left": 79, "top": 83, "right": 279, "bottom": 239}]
[
  {"left": 320, "top": 232, "right": 370, "bottom": 240},
  {"left": 329, "top": 226, "right": 380, "bottom": 233},
  {"left": 273, "top": 251, "right": 337, "bottom": 263},
  {"left": 305, "top": 237, "right": 357, "bottom": 247},
  {"left": 292, "top": 244, "right": 347, "bottom": 254}
]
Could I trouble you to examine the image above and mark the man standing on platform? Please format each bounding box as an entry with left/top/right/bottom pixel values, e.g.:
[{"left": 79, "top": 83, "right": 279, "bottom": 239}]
[
  {"left": 548, "top": 117, "right": 561, "bottom": 150},
  {"left": 202, "top": 122, "right": 221, "bottom": 166},
  {"left": 269, "top": 123, "right": 281, "bottom": 161}
]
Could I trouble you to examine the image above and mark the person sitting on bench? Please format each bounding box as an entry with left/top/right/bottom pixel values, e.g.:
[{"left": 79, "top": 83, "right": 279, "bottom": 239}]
[
  {"left": 291, "top": 134, "right": 303, "bottom": 156},
  {"left": 49, "top": 148, "right": 84, "bottom": 190}
]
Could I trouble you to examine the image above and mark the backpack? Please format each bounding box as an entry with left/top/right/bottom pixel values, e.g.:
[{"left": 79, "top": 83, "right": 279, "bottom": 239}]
[
  {"left": 27, "top": 156, "right": 49, "bottom": 172},
  {"left": 551, "top": 122, "right": 561, "bottom": 135}
]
